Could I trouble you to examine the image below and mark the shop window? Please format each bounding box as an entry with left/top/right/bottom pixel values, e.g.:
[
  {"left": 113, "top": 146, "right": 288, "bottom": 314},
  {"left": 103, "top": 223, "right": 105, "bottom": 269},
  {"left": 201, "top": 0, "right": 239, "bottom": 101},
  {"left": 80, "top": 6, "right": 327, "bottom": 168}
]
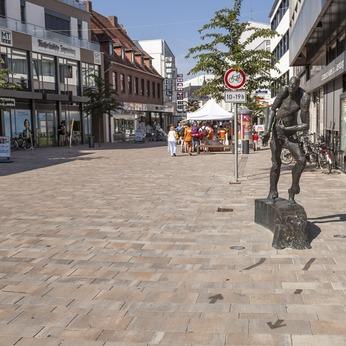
[
  {"left": 32, "top": 53, "right": 56, "bottom": 93},
  {"left": 1, "top": 46, "right": 29, "bottom": 90},
  {"left": 59, "top": 58, "right": 79, "bottom": 96}
]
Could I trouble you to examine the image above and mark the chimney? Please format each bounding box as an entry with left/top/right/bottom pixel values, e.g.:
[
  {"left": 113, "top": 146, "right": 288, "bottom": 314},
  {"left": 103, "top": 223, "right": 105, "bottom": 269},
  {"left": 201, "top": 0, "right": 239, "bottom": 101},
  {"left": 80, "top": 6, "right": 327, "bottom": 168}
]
[
  {"left": 108, "top": 16, "right": 118, "bottom": 27},
  {"left": 85, "top": 1, "right": 92, "bottom": 12}
]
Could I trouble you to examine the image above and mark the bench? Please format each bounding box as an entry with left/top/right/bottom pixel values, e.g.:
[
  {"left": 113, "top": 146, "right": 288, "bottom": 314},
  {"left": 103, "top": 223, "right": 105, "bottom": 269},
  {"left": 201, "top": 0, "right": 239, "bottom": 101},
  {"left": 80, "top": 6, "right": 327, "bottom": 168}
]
[{"left": 200, "top": 144, "right": 233, "bottom": 153}]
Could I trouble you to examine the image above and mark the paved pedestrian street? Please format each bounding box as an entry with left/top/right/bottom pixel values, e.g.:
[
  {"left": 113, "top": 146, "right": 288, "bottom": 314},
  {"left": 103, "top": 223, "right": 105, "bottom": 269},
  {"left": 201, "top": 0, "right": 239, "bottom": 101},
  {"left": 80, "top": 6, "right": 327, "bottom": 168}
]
[{"left": 0, "top": 144, "right": 346, "bottom": 346}]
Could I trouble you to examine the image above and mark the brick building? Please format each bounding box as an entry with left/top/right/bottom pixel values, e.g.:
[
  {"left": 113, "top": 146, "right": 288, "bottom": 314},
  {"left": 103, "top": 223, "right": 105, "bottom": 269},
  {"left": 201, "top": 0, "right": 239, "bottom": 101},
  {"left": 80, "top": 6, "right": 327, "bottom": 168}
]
[{"left": 87, "top": 3, "right": 165, "bottom": 142}]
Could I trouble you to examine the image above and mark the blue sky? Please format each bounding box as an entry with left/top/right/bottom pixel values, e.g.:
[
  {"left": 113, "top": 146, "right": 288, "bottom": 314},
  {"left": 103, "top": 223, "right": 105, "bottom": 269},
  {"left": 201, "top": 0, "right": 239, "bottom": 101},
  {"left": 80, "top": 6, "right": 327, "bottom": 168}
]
[{"left": 93, "top": 0, "right": 275, "bottom": 77}]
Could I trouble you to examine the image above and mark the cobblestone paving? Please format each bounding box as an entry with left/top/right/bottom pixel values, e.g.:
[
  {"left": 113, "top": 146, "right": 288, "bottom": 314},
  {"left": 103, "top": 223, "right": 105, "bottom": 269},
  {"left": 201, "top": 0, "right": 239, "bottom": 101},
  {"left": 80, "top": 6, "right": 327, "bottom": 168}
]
[{"left": 0, "top": 144, "right": 345, "bottom": 346}]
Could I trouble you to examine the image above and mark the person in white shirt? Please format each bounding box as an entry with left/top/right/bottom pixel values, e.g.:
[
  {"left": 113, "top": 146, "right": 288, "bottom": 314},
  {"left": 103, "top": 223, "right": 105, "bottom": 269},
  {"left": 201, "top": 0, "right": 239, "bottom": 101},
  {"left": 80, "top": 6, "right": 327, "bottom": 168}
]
[{"left": 167, "top": 125, "right": 177, "bottom": 157}]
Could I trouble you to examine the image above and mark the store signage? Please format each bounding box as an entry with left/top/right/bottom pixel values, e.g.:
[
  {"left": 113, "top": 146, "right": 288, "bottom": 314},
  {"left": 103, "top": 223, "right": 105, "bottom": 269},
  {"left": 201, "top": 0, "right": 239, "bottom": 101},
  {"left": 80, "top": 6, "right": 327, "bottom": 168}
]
[
  {"left": 1, "top": 29, "right": 12, "bottom": 46},
  {"left": 0, "top": 98, "right": 15, "bottom": 108},
  {"left": 94, "top": 52, "right": 102, "bottom": 65},
  {"left": 224, "top": 90, "right": 246, "bottom": 103},
  {"left": 32, "top": 37, "right": 81, "bottom": 60},
  {"left": 321, "top": 59, "right": 344, "bottom": 82},
  {"left": 0, "top": 137, "right": 10, "bottom": 159},
  {"left": 224, "top": 68, "right": 246, "bottom": 89},
  {"left": 176, "top": 73, "right": 184, "bottom": 112}
]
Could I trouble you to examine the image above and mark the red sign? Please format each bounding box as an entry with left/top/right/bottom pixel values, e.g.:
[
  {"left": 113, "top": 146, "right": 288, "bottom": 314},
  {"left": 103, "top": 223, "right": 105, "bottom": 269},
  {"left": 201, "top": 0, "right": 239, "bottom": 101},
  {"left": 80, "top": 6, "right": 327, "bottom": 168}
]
[{"left": 224, "top": 68, "right": 246, "bottom": 89}]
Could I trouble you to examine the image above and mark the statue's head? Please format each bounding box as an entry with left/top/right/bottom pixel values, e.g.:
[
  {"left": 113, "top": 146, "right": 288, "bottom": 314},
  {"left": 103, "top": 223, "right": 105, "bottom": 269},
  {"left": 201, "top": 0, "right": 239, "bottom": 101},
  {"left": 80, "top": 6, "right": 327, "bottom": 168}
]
[{"left": 288, "top": 76, "right": 300, "bottom": 94}]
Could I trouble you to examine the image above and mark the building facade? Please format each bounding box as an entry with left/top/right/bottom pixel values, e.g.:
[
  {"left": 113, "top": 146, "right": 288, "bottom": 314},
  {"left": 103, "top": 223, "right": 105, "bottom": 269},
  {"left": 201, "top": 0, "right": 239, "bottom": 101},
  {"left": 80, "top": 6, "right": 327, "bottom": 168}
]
[
  {"left": 136, "top": 40, "right": 177, "bottom": 117},
  {"left": 269, "top": 0, "right": 291, "bottom": 99},
  {"left": 88, "top": 7, "right": 165, "bottom": 141},
  {"left": 289, "top": 0, "right": 346, "bottom": 171},
  {"left": 0, "top": 0, "right": 102, "bottom": 146}
]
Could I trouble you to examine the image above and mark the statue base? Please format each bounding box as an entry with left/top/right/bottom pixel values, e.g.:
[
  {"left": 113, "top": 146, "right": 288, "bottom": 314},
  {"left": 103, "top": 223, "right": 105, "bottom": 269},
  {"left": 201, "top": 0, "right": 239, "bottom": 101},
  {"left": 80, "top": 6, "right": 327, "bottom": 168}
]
[{"left": 255, "top": 198, "right": 311, "bottom": 250}]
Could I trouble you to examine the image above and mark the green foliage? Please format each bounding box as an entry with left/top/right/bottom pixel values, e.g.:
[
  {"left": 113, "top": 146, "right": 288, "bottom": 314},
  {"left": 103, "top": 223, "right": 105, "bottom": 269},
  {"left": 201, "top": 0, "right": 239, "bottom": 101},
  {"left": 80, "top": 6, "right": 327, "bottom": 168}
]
[
  {"left": 187, "top": 99, "right": 200, "bottom": 112},
  {"left": 186, "top": 0, "right": 279, "bottom": 109},
  {"left": 83, "top": 74, "right": 120, "bottom": 119},
  {"left": 0, "top": 58, "right": 22, "bottom": 91}
]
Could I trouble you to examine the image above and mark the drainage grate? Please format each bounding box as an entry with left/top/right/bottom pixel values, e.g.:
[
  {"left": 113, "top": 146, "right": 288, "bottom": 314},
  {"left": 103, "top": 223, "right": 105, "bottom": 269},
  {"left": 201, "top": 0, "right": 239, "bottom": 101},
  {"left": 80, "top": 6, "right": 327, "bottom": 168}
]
[
  {"left": 334, "top": 235, "right": 346, "bottom": 238},
  {"left": 230, "top": 246, "right": 245, "bottom": 250},
  {"left": 217, "top": 207, "right": 234, "bottom": 212}
]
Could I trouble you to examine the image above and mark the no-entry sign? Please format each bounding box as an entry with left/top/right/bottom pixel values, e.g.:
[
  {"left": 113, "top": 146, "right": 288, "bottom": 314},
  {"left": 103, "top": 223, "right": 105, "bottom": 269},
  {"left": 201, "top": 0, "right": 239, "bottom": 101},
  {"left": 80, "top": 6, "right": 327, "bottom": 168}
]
[{"left": 224, "top": 68, "right": 246, "bottom": 89}]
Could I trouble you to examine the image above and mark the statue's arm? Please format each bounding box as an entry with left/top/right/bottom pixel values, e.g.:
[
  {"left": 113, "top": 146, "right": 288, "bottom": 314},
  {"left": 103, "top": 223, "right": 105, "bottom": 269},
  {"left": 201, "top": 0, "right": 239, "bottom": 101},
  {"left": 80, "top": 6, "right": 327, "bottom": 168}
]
[{"left": 266, "top": 87, "right": 288, "bottom": 134}]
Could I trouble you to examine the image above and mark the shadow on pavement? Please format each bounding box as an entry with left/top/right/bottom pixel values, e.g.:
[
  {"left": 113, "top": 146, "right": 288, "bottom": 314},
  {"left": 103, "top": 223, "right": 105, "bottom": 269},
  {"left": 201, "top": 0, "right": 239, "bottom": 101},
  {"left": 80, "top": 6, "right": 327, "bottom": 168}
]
[
  {"left": 308, "top": 214, "right": 346, "bottom": 224},
  {"left": 307, "top": 222, "right": 321, "bottom": 244}
]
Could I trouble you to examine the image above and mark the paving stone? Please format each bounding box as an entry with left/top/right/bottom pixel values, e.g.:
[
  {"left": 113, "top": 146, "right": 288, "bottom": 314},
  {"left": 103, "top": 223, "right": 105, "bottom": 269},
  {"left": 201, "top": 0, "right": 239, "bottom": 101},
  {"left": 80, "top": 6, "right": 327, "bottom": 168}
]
[{"left": 0, "top": 144, "right": 345, "bottom": 344}]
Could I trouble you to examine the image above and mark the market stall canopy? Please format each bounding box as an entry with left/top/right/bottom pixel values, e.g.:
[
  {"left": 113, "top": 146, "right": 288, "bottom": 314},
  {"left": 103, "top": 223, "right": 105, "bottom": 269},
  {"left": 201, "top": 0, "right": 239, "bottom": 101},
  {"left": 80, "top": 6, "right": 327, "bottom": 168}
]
[{"left": 186, "top": 99, "right": 233, "bottom": 121}]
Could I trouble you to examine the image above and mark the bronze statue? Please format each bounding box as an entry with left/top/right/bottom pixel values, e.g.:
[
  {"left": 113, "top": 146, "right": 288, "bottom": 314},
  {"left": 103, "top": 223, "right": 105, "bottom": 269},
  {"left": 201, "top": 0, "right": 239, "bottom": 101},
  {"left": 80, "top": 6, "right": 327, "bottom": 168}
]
[{"left": 264, "top": 76, "right": 311, "bottom": 204}]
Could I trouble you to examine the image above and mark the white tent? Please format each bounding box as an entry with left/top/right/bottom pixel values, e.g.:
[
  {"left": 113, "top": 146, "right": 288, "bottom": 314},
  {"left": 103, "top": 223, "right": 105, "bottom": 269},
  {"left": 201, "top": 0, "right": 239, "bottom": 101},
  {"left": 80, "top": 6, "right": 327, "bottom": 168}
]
[{"left": 186, "top": 99, "right": 233, "bottom": 121}]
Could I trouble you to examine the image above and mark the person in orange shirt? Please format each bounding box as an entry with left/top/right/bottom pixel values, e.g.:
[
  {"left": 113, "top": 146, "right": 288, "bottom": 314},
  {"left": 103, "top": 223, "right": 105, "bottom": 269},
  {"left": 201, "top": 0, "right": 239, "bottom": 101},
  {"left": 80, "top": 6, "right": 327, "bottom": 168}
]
[
  {"left": 184, "top": 123, "right": 193, "bottom": 156},
  {"left": 218, "top": 127, "right": 226, "bottom": 144}
]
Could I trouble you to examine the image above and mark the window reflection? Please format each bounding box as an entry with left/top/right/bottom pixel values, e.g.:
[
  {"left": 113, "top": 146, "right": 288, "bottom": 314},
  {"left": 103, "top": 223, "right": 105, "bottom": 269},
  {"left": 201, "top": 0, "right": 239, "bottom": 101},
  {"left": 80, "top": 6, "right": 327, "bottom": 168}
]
[{"left": 32, "top": 53, "right": 56, "bottom": 92}]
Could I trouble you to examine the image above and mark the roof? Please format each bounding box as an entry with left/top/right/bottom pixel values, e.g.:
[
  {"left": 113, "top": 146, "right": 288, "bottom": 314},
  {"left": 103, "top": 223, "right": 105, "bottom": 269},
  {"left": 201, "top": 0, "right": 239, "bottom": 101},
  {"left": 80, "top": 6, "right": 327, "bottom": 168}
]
[
  {"left": 90, "top": 10, "right": 162, "bottom": 78},
  {"left": 187, "top": 99, "right": 233, "bottom": 121}
]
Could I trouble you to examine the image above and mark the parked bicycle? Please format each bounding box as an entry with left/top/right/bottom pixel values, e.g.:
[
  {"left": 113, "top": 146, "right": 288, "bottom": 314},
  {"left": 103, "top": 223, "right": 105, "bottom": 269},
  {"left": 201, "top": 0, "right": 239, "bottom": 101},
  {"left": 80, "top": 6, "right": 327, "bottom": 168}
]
[{"left": 11, "top": 134, "right": 33, "bottom": 150}]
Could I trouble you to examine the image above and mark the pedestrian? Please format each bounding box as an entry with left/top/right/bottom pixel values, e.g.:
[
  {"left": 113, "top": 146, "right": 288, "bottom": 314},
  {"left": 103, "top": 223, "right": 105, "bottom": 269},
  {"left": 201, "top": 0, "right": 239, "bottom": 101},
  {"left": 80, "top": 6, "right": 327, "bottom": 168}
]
[
  {"left": 184, "top": 123, "right": 193, "bottom": 156},
  {"left": 253, "top": 131, "right": 259, "bottom": 151},
  {"left": 191, "top": 122, "right": 200, "bottom": 152},
  {"left": 167, "top": 125, "right": 177, "bottom": 157},
  {"left": 58, "top": 120, "right": 67, "bottom": 147}
]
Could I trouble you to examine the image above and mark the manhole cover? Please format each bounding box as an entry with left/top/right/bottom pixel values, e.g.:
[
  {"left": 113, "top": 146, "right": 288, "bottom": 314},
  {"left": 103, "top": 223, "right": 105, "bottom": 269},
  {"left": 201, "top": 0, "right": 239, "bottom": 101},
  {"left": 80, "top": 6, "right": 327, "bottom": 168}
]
[
  {"left": 217, "top": 207, "right": 234, "bottom": 212},
  {"left": 230, "top": 246, "right": 245, "bottom": 250},
  {"left": 334, "top": 235, "right": 346, "bottom": 238}
]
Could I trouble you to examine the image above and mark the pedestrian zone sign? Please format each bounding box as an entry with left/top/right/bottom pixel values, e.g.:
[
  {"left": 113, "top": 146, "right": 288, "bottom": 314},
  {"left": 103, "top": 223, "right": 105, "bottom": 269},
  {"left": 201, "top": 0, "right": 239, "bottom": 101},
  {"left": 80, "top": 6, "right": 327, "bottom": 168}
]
[{"left": 224, "top": 90, "right": 246, "bottom": 103}]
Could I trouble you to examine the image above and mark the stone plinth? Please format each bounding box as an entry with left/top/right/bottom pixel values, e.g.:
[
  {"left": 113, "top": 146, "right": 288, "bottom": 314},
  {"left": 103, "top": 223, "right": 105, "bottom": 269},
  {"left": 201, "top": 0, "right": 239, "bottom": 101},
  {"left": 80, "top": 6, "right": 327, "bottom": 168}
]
[{"left": 255, "top": 198, "right": 311, "bottom": 250}]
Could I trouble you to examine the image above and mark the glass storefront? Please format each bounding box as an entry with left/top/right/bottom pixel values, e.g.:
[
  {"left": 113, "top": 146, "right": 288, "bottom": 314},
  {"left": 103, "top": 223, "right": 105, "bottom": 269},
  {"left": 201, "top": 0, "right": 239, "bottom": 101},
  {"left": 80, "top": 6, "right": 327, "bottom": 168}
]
[
  {"left": 61, "top": 107, "right": 82, "bottom": 145},
  {"left": 0, "top": 109, "right": 32, "bottom": 138},
  {"left": 36, "top": 110, "right": 57, "bottom": 147},
  {"left": 341, "top": 98, "right": 346, "bottom": 153}
]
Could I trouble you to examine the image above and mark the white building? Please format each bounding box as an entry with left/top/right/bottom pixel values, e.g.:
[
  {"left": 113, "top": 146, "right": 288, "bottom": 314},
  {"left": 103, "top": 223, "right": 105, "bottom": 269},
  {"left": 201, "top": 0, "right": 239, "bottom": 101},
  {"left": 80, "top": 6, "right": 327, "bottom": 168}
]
[
  {"left": 136, "top": 39, "right": 177, "bottom": 113},
  {"left": 269, "top": 0, "right": 291, "bottom": 100}
]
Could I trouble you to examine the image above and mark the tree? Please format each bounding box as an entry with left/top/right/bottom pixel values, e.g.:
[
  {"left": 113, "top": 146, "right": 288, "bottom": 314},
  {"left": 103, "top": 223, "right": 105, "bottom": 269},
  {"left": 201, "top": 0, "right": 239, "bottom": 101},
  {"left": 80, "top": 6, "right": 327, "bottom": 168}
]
[
  {"left": 186, "top": 0, "right": 278, "bottom": 111},
  {"left": 83, "top": 75, "right": 121, "bottom": 146},
  {"left": 0, "top": 58, "right": 21, "bottom": 90},
  {"left": 187, "top": 99, "right": 200, "bottom": 113}
]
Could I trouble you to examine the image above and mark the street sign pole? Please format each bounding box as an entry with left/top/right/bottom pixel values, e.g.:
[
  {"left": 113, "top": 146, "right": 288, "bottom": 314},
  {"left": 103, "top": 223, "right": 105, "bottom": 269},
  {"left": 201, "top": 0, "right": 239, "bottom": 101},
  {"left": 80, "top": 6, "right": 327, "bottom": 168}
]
[
  {"left": 224, "top": 68, "right": 247, "bottom": 185},
  {"left": 234, "top": 103, "right": 239, "bottom": 183}
]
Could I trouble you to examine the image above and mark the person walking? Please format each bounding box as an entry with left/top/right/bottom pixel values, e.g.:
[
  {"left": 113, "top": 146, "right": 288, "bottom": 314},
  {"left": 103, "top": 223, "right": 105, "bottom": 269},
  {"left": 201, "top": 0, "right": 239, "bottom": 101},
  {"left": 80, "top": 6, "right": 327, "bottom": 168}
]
[
  {"left": 184, "top": 123, "right": 193, "bottom": 156},
  {"left": 167, "top": 126, "right": 177, "bottom": 157},
  {"left": 252, "top": 131, "right": 259, "bottom": 151},
  {"left": 58, "top": 121, "right": 67, "bottom": 147}
]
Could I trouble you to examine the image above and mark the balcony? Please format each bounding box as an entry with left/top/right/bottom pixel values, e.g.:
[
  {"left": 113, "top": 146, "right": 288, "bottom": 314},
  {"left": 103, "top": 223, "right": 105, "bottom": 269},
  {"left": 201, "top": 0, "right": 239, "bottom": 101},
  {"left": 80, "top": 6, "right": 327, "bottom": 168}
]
[
  {"left": 0, "top": 16, "right": 100, "bottom": 52},
  {"left": 57, "top": 0, "right": 85, "bottom": 11}
]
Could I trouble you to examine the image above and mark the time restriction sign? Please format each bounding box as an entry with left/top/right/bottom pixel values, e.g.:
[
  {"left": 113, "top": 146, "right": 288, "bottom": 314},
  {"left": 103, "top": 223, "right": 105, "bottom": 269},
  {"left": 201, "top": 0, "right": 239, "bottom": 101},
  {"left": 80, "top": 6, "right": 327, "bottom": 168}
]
[
  {"left": 224, "top": 90, "right": 246, "bottom": 103},
  {"left": 224, "top": 68, "right": 246, "bottom": 89}
]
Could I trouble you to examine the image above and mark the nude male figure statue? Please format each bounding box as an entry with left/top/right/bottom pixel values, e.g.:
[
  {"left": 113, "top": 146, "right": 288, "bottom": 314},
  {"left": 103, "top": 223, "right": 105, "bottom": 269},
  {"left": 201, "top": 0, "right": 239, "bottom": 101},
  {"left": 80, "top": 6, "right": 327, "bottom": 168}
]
[{"left": 264, "top": 76, "right": 311, "bottom": 204}]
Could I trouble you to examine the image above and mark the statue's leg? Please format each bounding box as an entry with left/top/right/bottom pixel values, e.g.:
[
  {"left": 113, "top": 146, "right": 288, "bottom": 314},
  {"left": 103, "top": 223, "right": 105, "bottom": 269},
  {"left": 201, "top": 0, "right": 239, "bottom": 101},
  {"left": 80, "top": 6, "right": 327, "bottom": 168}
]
[
  {"left": 268, "top": 135, "right": 282, "bottom": 201},
  {"left": 285, "top": 140, "right": 306, "bottom": 203}
]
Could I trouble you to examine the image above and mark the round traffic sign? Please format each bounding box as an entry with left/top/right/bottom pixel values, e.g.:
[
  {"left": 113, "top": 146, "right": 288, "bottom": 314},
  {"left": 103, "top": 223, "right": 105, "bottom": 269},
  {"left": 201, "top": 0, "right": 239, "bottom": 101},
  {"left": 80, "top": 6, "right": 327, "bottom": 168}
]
[{"left": 224, "top": 68, "right": 246, "bottom": 89}]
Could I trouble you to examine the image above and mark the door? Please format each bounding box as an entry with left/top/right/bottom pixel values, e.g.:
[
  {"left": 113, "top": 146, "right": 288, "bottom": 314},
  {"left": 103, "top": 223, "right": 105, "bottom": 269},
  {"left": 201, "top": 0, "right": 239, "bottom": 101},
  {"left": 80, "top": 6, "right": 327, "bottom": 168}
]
[{"left": 36, "top": 111, "right": 57, "bottom": 146}]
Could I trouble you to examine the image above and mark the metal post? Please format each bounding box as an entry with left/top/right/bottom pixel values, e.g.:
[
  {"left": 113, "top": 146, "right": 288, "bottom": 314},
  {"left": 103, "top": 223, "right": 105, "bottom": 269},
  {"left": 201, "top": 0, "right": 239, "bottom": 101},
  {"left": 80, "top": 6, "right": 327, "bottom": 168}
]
[{"left": 234, "top": 103, "right": 239, "bottom": 182}]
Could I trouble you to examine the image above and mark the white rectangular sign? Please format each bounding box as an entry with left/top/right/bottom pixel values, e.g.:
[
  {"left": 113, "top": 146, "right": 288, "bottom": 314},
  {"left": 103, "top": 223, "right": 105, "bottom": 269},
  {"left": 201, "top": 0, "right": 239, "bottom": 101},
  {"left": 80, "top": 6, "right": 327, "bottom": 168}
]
[
  {"left": 32, "top": 37, "right": 81, "bottom": 60},
  {"left": 1, "top": 29, "right": 12, "bottom": 46},
  {"left": 0, "top": 137, "right": 11, "bottom": 159},
  {"left": 224, "top": 90, "right": 246, "bottom": 103}
]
